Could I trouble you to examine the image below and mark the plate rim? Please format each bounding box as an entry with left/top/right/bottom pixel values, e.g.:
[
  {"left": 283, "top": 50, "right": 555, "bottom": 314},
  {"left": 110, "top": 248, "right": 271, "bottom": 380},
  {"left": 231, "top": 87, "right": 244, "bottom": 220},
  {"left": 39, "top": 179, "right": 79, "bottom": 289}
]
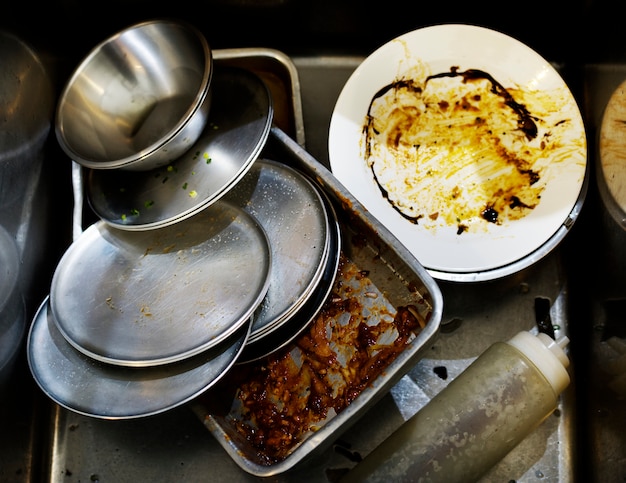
[
  {"left": 27, "top": 297, "right": 252, "bottom": 420},
  {"left": 49, "top": 202, "right": 272, "bottom": 367},
  {"left": 229, "top": 158, "right": 332, "bottom": 342},
  {"left": 328, "top": 23, "right": 587, "bottom": 279},
  {"left": 86, "top": 66, "right": 274, "bottom": 232}
]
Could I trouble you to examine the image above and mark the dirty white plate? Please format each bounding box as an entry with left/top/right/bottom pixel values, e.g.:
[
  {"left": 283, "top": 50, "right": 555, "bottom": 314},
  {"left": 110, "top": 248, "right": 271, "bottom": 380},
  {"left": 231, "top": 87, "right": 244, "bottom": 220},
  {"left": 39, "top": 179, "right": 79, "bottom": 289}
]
[
  {"left": 598, "top": 78, "right": 626, "bottom": 228},
  {"left": 329, "top": 24, "right": 587, "bottom": 281}
]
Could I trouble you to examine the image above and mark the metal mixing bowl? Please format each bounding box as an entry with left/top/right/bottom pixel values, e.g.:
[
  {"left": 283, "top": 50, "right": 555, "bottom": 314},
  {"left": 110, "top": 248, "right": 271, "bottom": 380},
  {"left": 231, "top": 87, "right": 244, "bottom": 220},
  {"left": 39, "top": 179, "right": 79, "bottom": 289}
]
[{"left": 55, "top": 19, "right": 213, "bottom": 171}]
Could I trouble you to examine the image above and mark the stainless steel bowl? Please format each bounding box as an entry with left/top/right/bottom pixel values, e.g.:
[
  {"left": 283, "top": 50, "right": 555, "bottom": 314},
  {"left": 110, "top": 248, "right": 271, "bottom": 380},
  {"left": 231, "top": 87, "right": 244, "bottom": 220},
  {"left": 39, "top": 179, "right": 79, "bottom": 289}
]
[
  {"left": 55, "top": 20, "right": 213, "bottom": 171},
  {"left": 0, "top": 30, "right": 53, "bottom": 206}
]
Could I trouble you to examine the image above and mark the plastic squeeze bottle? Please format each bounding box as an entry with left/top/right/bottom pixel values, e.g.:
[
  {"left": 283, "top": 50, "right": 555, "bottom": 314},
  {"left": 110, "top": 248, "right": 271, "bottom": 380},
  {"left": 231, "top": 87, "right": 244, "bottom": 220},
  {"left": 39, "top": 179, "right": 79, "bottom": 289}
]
[{"left": 340, "top": 331, "right": 570, "bottom": 483}]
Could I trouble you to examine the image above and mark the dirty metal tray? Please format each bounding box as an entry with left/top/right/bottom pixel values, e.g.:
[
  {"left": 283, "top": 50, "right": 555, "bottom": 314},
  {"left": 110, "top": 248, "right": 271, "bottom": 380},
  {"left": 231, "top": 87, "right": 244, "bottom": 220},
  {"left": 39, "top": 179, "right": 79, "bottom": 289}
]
[
  {"left": 213, "top": 48, "right": 305, "bottom": 148},
  {"left": 192, "top": 126, "right": 443, "bottom": 477}
]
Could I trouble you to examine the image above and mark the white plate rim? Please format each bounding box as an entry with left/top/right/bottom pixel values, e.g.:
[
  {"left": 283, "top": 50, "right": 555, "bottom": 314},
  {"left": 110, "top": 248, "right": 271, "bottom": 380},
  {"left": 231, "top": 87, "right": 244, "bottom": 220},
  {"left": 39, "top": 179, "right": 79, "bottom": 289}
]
[{"left": 328, "top": 23, "right": 587, "bottom": 278}]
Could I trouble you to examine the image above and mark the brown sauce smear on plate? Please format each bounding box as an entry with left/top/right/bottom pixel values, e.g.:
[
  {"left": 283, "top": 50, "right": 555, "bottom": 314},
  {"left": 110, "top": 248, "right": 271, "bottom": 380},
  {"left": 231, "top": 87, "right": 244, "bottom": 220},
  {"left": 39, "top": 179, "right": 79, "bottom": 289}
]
[{"left": 363, "top": 66, "right": 568, "bottom": 235}]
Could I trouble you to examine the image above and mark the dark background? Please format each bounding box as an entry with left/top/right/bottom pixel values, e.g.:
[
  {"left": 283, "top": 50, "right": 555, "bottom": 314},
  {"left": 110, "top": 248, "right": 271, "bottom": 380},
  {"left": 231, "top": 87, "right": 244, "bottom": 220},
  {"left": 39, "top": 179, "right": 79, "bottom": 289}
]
[{"left": 1, "top": 0, "right": 614, "bottom": 73}]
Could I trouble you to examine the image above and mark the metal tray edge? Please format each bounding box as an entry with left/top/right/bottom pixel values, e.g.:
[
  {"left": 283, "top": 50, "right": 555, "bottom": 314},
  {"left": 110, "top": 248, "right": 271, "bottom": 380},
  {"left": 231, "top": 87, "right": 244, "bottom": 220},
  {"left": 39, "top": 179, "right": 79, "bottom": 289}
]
[{"left": 213, "top": 47, "right": 306, "bottom": 147}]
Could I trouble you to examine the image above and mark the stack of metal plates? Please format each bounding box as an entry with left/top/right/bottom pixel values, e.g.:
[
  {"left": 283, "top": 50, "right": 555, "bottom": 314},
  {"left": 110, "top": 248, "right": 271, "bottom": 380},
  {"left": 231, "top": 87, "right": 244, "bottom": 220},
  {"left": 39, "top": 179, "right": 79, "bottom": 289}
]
[
  {"left": 27, "top": 67, "right": 340, "bottom": 419},
  {"left": 225, "top": 159, "right": 341, "bottom": 363}
]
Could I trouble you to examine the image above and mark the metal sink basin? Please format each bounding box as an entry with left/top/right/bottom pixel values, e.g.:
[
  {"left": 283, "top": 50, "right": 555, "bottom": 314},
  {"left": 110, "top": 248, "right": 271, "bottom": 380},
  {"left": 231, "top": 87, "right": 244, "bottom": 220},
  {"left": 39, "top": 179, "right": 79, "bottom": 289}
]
[
  {"left": 567, "top": 63, "right": 626, "bottom": 482},
  {"left": 1, "top": 37, "right": 625, "bottom": 481}
]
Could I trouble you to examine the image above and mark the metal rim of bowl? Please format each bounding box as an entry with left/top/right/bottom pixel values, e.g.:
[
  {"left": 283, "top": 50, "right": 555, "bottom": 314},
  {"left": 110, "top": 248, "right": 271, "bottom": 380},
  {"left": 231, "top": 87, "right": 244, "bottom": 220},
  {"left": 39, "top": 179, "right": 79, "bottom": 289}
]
[{"left": 55, "top": 19, "right": 213, "bottom": 170}]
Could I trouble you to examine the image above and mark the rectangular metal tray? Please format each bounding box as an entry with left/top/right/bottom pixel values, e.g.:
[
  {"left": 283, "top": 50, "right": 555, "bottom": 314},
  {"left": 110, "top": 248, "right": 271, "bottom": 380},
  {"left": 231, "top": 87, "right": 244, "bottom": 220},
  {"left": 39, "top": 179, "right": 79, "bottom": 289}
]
[
  {"left": 191, "top": 126, "right": 443, "bottom": 477},
  {"left": 213, "top": 48, "right": 306, "bottom": 148}
]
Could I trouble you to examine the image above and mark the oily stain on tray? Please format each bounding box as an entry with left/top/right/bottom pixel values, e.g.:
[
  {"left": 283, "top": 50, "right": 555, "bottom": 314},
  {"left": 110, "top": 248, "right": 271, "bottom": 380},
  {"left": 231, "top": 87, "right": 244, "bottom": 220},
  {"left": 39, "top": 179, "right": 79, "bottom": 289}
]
[{"left": 202, "top": 254, "right": 430, "bottom": 465}]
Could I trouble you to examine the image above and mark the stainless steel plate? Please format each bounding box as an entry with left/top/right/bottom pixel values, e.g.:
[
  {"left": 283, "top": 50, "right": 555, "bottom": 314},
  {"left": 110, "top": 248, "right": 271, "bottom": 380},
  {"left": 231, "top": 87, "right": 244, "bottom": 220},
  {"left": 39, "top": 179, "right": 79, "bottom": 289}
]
[
  {"left": 224, "top": 158, "right": 330, "bottom": 342},
  {"left": 27, "top": 297, "right": 251, "bottom": 419},
  {"left": 49, "top": 201, "right": 271, "bottom": 367},
  {"left": 237, "top": 197, "right": 341, "bottom": 363},
  {"left": 86, "top": 65, "right": 273, "bottom": 231}
]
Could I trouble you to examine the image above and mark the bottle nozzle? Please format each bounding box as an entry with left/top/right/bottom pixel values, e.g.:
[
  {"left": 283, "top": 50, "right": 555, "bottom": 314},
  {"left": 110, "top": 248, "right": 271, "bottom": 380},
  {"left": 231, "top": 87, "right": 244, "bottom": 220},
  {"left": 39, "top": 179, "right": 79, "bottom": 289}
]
[
  {"left": 508, "top": 331, "right": 571, "bottom": 395},
  {"left": 537, "top": 333, "right": 570, "bottom": 368}
]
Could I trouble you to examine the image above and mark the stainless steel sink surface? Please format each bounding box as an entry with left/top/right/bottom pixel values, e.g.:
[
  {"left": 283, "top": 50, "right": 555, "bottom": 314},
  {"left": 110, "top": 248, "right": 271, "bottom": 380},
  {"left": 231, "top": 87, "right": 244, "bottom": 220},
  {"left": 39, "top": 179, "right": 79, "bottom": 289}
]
[{"left": 2, "top": 1, "right": 626, "bottom": 481}]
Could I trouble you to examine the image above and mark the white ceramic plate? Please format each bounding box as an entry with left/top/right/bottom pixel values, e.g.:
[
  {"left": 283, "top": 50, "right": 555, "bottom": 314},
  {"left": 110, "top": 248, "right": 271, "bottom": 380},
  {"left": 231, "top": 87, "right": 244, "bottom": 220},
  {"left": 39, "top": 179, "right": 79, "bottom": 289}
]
[{"left": 329, "top": 24, "right": 587, "bottom": 279}]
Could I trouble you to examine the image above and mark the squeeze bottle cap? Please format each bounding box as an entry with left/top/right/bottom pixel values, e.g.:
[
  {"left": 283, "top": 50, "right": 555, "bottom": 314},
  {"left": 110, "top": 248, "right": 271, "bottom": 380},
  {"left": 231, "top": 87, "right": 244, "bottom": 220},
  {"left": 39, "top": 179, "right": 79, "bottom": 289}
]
[{"left": 507, "top": 331, "right": 571, "bottom": 395}]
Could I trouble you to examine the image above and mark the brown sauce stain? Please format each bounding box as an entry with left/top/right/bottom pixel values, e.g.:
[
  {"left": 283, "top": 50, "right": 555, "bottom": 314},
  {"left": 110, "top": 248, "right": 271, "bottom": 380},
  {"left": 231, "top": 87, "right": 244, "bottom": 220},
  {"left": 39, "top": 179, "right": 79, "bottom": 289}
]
[{"left": 363, "top": 66, "right": 571, "bottom": 235}]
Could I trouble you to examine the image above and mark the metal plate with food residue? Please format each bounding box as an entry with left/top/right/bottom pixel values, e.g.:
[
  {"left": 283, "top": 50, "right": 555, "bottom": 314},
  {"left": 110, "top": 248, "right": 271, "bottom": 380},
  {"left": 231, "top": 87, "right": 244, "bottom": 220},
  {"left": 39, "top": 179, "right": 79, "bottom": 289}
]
[
  {"left": 224, "top": 158, "right": 331, "bottom": 343},
  {"left": 49, "top": 200, "right": 271, "bottom": 367},
  {"left": 86, "top": 65, "right": 273, "bottom": 231},
  {"left": 27, "top": 297, "right": 251, "bottom": 419},
  {"left": 236, "top": 192, "right": 341, "bottom": 363}
]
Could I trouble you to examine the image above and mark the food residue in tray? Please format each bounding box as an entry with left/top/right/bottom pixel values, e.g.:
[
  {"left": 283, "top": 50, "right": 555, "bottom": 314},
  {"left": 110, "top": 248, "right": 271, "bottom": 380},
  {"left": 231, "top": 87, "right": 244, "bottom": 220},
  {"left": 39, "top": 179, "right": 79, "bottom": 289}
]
[{"left": 204, "top": 254, "right": 430, "bottom": 465}]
